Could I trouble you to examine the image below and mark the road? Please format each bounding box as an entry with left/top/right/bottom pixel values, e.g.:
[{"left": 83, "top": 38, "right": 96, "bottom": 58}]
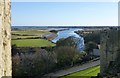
[{"left": 44, "top": 60, "right": 100, "bottom": 76}]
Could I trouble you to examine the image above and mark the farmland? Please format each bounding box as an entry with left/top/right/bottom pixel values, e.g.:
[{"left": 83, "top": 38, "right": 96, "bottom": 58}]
[
  {"left": 12, "top": 29, "right": 50, "bottom": 35},
  {"left": 11, "top": 28, "right": 56, "bottom": 47},
  {"left": 12, "top": 39, "right": 55, "bottom": 47}
]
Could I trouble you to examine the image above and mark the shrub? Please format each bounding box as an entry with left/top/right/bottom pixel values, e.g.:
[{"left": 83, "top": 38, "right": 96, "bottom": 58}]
[
  {"left": 12, "top": 46, "right": 85, "bottom": 76},
  {"left": 12, "top": 44, "right": 19, "bottom": 56},
  {"left": 84, "top": 31, "right": 101, "bottom": 44},
  {"left": 85, "top": 41, "right": 98, "bottom": 54},
  {"left": 54, "top": 46, "right": 81, "bottom": 68},
  {"left": 56, "top": 37, "right": 77, "bottom": 48},
  {"left": 12, "top": 49, "right": 56, "bottom": 77}
]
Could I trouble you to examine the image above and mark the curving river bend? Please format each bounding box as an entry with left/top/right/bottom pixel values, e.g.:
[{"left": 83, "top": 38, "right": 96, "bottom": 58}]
[{"left": 52, "top": 28, "right": 85, "bottom": 51}]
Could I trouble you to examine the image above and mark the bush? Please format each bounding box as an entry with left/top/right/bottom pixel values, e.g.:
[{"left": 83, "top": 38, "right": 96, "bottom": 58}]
[
  {"left": 12, "top": 44, "right": 19, "bottom": 56},
  {"left": 84, "top": 31, "right": 101, "bottom": 44},
  {"left": 85, "top": 41, "right": 98, "bottom": 54},
  {"left": 12, "top": 49, "right": 57, "bottom": 77},
  {"left": 56, "top": 37, "right": 77, "bottom": 48},
  {"left": 54, "top": 46, "right": 81, "bottom": 68},
  {"left": 12, "top": 46, "right": 85, "bottom": 76},
  {"left": 50, "top": 30, "right": 58, "bottom": 33}
]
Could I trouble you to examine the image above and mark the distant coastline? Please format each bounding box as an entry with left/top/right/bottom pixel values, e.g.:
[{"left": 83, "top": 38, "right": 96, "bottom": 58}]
[{"left": 11, "top": 26, "right": 117, "bottom": 29}]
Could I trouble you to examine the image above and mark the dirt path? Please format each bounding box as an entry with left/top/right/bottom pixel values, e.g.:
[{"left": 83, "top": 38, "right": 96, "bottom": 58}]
[{"left": 44, "top": 60, "right": 100, "bottom": 76}]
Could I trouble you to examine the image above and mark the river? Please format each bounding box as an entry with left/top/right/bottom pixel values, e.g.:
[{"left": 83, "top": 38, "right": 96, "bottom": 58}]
[{"left": 52, "top": 28, "right": 85, "bottom": 51}]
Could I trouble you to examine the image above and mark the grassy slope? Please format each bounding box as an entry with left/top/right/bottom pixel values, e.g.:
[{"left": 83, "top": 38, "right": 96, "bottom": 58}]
[
  {"left": 12, "top": 39, "right": 55, "bottom": 47},
  {"left": 63, "top": 65, "right": 100, "bottom": 78}
]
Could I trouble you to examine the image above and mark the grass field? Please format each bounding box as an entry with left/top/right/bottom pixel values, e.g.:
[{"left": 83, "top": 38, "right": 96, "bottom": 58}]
[
  {"left": 12, "top": 30, "right": 50, "bottom": 35},
  {"left": 63, "top": 65, "right": 100, "bottom": 78},
  {"left": 11, "top": 29, "right": 56, "bottom": 47},
  {"left": 12, "top": 39, "right": 55, "bottom": 47}
]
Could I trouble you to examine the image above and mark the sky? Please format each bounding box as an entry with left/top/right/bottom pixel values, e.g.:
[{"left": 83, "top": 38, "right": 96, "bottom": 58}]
[
  {"left": 11, "top": 2, "right": 118, "bottom": 26},
  {"left": 11, "top": 0, "right": 119, "bottom": 2}
]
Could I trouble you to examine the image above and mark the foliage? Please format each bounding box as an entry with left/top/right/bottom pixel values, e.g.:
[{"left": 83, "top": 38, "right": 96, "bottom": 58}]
[
  {"left": 12, "top": 44, "right": 19, "bottom": 56},
  {"left": 12, "top": 49, "right": 57, "bottom": 77},
  {"left": 54, "top": 46, "right": 82, "bottom": 68},
  {"left": 12, "top": 46, "right": 86, "bottom": 76},
  {"left": 84, "top": 31, "right": 101, "bottom": 44},
  {"left": 50, "top": 30, "right": 58, "bottom": 33},
  {"left": 56, "top": 37, "right": 77, "bottom": 48},
  {"left": 85, "top": 41, "right": 98, "bottom": 54}
]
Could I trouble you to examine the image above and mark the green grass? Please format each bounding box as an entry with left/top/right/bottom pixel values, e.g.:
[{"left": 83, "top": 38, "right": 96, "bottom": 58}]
[
  {"left": 63, "top": 65, "right": 100, "bottom": 78},
  {"left": 12, "top": 39, "right": 55, "bottom": 47},
  {"left": 11, "top": 30, "right": 53, "bottom": 40},
  {"left": 11, "top": 29, "right": 56, "bottom": 47},
  {"left": 12, "top": 30, "right": 50, "bottom": 35}
]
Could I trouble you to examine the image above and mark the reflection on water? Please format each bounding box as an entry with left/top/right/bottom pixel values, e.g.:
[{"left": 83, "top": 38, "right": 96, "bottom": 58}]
[{"left": 52, "top": 28, "right": 84, "bottom": 51}]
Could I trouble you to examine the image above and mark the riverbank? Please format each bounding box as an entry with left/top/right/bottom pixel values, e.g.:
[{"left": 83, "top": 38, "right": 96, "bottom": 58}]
[
  {"left": 75, "top": 27, "right": 104, "bottom": 37},
  {"left": 12, "top": 27, "right": 101, "bottom": 77}
]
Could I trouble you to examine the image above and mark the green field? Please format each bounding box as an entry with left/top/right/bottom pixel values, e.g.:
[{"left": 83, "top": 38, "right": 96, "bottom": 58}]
[
  {"left": 12, "top": 30, "right": 50, "bottom": 35},
  {"left": 63, "top": 65, "right": 100, "bottom": 78},
  {"left": 11, "top": 29, "right": 56, "bottom": 47},
  {"left": 12, "top": 39, "right": 55, "bottom": 47}
]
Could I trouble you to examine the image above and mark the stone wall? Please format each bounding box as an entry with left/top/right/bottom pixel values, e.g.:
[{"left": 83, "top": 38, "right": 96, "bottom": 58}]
[
  {"left": 100, "top": 27, "right": 120, "bottom": 76},
  {"left": 100, "top": 1, "right": 120, "bottom": 76},
  {"left": 0, "top": 0, "right": 11, "bottom": 77}
]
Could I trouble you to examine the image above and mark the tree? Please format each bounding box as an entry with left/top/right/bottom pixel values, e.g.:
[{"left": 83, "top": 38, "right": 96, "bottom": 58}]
[
  {"left": 85, "top": 41, "right": 98, "bottom": 54},
  {"left": 54, "top": 46, "right": 81, "bottom": 68},
  {"left": 12, "top": 44, "right": 19, "bottom": 56},
  {"left": 84, "top": 31, "right": 101, "bottom": 44},
  {"left": 12, "top": 49, "right": 57, "bottom": 77},
  {"left": 56, "top": 36, "right": 76, "bottom": 48}
]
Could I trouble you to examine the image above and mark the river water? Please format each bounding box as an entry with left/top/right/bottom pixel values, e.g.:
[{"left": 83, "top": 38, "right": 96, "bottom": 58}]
[{"left": 52, "top": 28, "right": 84, "bottom": 51}]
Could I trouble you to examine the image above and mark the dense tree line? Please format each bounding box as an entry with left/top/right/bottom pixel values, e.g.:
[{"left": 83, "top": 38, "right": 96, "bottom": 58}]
[
  {"left": 75, "top": 30, "right": 101, "bottom": 55},
  {"left": 12, "top": 46, "right": 88, "bottom": 77},
  {"left": 84, "top": 31, "right": 101, "bottom": 44}
]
